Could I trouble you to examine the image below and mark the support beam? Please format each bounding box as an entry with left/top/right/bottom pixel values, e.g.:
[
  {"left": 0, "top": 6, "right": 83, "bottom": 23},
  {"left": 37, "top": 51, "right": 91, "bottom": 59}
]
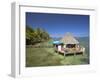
[{"left": 64, "top": 52, "right": 65, "bottom": 57}]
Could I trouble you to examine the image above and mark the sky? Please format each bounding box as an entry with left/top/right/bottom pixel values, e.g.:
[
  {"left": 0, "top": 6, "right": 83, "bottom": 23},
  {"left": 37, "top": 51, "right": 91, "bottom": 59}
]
[{"left": 26, "top": 12, "right": 89, "bottom": 38}]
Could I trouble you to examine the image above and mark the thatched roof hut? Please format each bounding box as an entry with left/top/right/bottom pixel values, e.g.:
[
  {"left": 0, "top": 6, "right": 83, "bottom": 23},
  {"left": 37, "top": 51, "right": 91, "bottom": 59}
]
[
  {"left": 53, "top": 33, "right": 85, "bottom": 55},
  {"left": 60, "top": 33, "right": 79, "bottom": 44}
]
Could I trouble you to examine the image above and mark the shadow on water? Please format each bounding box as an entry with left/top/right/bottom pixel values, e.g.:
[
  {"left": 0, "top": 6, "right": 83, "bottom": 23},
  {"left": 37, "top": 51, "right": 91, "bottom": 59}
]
[{"left": 57, "top": 51, "right": 83, "bottom": 56}]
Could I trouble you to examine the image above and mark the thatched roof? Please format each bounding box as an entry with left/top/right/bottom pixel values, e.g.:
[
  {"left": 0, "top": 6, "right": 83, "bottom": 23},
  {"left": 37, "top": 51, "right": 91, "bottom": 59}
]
[{"left": 60, "top": 33, "right": 79, "bottom": 44}]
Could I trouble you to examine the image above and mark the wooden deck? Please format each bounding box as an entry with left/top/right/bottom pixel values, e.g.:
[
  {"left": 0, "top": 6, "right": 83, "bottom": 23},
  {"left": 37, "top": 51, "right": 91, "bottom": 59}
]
[{"left": 55, "top": 47, "right": 85, "bottom": 57}]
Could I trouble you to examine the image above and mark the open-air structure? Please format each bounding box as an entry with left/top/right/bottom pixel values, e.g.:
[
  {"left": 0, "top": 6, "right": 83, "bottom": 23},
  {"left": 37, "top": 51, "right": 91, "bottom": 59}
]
[{"left": 53, "top": 33, "right": 85, "bottom": 57}]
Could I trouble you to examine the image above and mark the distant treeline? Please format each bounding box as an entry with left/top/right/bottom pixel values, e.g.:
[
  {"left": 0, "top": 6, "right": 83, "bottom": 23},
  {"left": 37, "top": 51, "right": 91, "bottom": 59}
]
[{"left": 26, "top": 25, "right": 51, "bottom": 45}]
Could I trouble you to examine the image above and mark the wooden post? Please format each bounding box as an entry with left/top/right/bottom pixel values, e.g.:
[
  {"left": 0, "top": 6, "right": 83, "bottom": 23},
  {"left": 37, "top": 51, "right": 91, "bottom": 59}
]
[
  {"left": 83, "top": 50, "right": 85, "bottom": 56},
  {"left": 74, "top": 52, "right": 76, "bottom": 57},
  {"left": 64, "top": 52, "right": 66, "bottom": 57},
  {"left": 74, "top": 52, "right": 76, "bottom": 64},
  {"left": 82, "top": 47, "right": 85, "bottom": 56},
  {"left": 64, "top": 51, "right": 67, "bottom": 58}
]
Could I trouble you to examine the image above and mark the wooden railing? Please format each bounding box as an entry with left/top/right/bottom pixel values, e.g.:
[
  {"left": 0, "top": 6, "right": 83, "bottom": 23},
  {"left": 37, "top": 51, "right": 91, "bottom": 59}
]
[{"left": 55, "top": 46, "right": 85, "bottom": 55}]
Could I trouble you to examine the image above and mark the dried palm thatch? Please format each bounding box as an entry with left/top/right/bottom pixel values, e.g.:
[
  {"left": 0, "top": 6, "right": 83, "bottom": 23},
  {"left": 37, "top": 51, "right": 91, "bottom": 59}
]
[{"left": 60, "top": 33, "right": 79, "bottom": 44}]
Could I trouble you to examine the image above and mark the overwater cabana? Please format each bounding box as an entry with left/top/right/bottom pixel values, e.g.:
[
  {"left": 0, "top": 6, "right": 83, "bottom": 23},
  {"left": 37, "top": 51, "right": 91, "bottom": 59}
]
[{"left": 53, "top": 33, "right": 85, "bottom": 57}]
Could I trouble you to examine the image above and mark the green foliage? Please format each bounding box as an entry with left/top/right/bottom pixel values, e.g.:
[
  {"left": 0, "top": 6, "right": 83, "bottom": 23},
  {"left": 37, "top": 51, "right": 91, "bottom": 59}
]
[{"left": 26, "top": 25, "right": 51, "bottom": 45}]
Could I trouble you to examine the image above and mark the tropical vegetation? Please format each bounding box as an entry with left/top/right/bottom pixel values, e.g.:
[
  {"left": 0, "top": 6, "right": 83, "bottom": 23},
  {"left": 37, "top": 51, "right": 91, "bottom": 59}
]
[{"left": 26, "top": 25, "right": 51, "bottom": 45}]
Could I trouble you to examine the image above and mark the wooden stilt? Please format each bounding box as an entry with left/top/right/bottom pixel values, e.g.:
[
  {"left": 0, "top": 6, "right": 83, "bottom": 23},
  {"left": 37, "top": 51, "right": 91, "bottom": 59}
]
[
  {"left": 64, "top": 52, "right": 65, "bottom": 57},
  {"left": 74, "top": 52, "right": 76, "bottom": 56}
]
